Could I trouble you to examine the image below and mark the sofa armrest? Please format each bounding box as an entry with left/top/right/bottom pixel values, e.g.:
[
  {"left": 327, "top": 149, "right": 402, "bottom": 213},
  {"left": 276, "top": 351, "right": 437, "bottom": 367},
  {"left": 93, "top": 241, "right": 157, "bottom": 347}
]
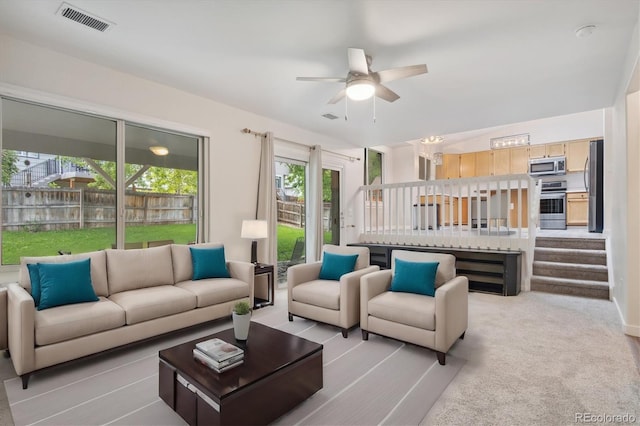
[
  {"left": 339, "top": 265, "right": 380, "bottom": 327},
  {"left": 227, "top": 261, "right": 255, "bottom": 306},
  {"left": 360, "top": 269, "right": 393, "bottom": 328},
  {"left": 7, "top": 283, "right": 36, "bottom": 375},
  {"left": 434, "top": 276, "right": 469, "bottom": 353}
]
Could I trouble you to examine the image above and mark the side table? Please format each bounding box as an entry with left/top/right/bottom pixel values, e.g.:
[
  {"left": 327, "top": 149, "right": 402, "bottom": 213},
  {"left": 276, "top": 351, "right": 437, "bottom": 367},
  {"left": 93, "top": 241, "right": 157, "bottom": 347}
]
[{"left": 253, "top": 263, "right": 274, "bottom": 309}]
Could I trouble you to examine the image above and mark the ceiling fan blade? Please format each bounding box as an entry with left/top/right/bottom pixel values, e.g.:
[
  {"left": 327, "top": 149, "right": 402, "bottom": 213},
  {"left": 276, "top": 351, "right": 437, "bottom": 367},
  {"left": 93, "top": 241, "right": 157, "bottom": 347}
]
[
  {"left": 328, "top": 89, "right": 346, "bottom": 104},
  {"left": 347, "top": 48, "right": 369, "bottom": 75},
  {"left": 296, "top": 77, "right": 346, "bottom": 82},
  {"left": 375, "top": 84, "right": 400, "bottom": 103},
  {"left": 376, "top": 64, "right": 428, "bottom": 83}
]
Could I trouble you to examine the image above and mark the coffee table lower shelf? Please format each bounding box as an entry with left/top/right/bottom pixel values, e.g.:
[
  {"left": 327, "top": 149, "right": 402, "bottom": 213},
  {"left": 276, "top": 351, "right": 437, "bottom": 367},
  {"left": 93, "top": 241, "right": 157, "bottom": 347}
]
[{"left": 159, "top": 323, "right": 323, "bottom": 425}]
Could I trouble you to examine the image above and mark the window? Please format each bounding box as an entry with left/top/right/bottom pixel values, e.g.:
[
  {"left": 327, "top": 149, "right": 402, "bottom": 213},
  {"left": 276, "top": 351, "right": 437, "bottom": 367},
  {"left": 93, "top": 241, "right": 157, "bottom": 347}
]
[{"left": 0, "top": 97, "right": 203, "bottom": 265}]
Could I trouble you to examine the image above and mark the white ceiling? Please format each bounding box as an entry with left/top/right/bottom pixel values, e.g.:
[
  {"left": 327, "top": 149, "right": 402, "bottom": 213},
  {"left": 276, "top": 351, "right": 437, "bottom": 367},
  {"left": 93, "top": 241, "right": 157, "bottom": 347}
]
[{"left": 0, "top": 0, "right": 637, "bottom": 149}]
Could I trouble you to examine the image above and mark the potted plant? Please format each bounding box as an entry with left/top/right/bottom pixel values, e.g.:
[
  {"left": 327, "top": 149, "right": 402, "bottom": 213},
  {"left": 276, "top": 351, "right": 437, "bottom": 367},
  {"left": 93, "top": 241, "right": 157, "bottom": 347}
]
[{"left": 232, "top": 301, "right": 252, "bottom": 342}]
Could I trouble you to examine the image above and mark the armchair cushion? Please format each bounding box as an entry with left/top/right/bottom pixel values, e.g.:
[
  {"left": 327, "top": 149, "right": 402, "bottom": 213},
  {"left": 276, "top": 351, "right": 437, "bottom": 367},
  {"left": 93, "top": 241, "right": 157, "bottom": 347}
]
[
  {"left": 368, "top": 291, "right": 436, "bottom": 331},
  {"left": 318, "top": 252, "right": 358, "bottom": 280},
  {"left": 291, "top": 280, "right": 340, "bottom": 310},
  {"left": 391, "top": 259, "right": 438, "bottom": 297}
]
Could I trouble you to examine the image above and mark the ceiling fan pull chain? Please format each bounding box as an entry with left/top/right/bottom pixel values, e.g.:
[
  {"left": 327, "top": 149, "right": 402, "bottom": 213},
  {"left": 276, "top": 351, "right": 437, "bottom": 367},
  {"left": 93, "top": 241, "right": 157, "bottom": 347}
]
[
  {"left": 345, "top": 97, "right": 348, "bottom": 121},
  {"left": 373, "top": 95, "right": 376, "bottom": 123}
]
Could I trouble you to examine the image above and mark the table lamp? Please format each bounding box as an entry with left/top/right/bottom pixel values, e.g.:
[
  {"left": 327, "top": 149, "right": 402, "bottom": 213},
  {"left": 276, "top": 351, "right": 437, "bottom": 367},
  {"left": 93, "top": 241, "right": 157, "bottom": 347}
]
[{"left": 241, "top": 220, "right": 268, "bottom": 264}]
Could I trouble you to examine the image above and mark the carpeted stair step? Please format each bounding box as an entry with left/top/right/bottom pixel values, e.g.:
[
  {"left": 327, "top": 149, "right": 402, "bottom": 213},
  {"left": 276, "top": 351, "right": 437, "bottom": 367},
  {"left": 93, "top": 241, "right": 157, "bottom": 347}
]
[
  {"left": 534, "top": 247, "right": 606, "bottom": 265},
  {"left": 530, "top": 275, "right": 609, "bottom": 299},
  {"left": 535, "top": 237, "right": 605, "bottom": 250},
  {"left": 532, "top": 260, "right": 608, "bottom": 282}
]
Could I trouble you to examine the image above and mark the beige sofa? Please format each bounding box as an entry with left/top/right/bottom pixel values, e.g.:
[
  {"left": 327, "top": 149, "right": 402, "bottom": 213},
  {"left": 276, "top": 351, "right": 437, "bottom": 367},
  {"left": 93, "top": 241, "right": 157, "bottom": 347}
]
[{"left": 6, "top": 243, "right": 254, "bottom": 389}]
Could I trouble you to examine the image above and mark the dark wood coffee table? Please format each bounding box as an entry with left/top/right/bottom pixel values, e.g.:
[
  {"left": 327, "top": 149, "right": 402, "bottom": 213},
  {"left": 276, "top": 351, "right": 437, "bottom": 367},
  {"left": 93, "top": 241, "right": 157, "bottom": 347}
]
[{"left": 159, "top": 322, "right": 323, "bottom": 425}]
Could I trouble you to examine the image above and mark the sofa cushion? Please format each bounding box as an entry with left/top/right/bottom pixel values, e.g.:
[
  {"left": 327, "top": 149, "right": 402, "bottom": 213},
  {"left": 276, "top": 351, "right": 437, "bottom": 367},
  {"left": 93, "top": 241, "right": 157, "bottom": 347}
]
[
  {"left": 190, "top": 246, "right": 230, "bottom": 280},
  {"left": 106, "top": 245, "right": 174, "bottom": 294},
  {"left": 171, "top": 242, "right": 224, "bottom": 283},
  {"left": 108, "top": 286, "right": 197, "bottom": 325},
  {"left": 35, "top": 297, "right": 126, "bottom": 346},
  {"left": 318, "top": 252, "right": 358, "bottom": 281},
  {"left": 37, "top": 259, "right": 99, "bottom": 310},
  {"left": 391, "top": 259, "right": 438, "bottom": 297},
  {"left": 367, "top": 291, "right": 435, "bottom": 331},
  {"left": 176, "top": 278, "right": 249, "bottom": 308},
  {"left": 19, "top": 250, "right": 109, "bottom": 297},
  {"left": 291, "top": 280, "right": 340, "bottom": 310}
]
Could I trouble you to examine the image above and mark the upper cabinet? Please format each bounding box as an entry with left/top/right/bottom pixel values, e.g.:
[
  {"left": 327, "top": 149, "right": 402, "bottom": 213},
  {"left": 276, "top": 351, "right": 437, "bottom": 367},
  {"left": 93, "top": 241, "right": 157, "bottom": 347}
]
[
  {"left": 566, "top": 139, "right": 590, "bottom": 172},
  {"left": 510, "top": 147, "right": 529, "bottom": 174},
  {"left": 529, "top": 143, "right": 565, "bottom": 159},
  {"left": 493, "top": 149, "right": 511, "bottom": 176},
  {"left": 475, "top": 150, "right": 493, "bottom": 176},
  {"left": 459, "top": 152, "right": 476, "bottom": 178},
  {"left": 436, "top": 154, "right": 461, "bottom": 179}
]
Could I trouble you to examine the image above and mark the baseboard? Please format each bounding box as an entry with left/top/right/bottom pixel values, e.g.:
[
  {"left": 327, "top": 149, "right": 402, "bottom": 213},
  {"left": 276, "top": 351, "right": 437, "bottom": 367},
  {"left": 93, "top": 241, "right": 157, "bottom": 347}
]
[{"left": 613, "top": 295, "right": 640, "bottom": 337}]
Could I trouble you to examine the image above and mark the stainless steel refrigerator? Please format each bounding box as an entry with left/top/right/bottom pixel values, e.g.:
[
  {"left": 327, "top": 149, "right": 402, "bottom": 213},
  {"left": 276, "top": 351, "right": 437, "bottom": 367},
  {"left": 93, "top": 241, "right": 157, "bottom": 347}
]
[{"left": 585, "top": 139, "right": 604, "bottom": 232}]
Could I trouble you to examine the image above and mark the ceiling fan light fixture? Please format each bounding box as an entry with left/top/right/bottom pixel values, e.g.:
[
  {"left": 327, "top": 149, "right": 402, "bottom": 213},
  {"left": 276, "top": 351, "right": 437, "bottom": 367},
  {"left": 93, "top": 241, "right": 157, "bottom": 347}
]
[
  {"left": 149, "top": 146, "right": 169, "bottom": 156},
  {"left": 346, "top": 79, "right": 375, "bottom": 101}
]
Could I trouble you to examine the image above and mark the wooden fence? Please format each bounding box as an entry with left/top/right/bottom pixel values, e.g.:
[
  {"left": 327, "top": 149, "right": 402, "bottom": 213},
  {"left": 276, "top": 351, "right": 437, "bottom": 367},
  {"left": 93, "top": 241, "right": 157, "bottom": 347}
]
[{"left": 2, "top": 188, "right": 196, "bottom": 231}]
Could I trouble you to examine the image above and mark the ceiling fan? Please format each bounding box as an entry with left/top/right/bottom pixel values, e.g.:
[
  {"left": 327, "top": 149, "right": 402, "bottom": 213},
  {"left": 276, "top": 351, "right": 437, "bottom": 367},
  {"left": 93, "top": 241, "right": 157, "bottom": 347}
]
[{"left": 296, "top": 48, "right": 428, "bottom": 104}]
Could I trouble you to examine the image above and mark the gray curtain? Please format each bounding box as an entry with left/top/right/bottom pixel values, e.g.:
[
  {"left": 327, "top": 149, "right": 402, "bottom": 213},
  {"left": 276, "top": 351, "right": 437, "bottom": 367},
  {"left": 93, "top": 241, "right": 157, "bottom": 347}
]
[
  {"left": 256, "top": 132, "right": 277, "bottom": 265},
  {"left": 308, "top": 145, "right": 324, "bottom": 261}
]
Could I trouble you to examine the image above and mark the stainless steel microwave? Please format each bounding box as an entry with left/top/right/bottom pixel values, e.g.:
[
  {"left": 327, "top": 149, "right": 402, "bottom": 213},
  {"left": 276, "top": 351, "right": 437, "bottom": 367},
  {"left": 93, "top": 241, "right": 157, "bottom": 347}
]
[{"left": 528, "top": 156, "right": 566, "bottom": 176}]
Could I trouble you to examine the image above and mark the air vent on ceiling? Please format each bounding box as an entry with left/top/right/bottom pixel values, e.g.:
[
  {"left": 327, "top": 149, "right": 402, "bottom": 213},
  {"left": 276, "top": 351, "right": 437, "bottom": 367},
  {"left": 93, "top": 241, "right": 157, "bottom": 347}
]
[
  {"left": 322, "top": 113, "right": 339, "bottom": 120},
  {"left": 56, "top": 2, "right": 114, "bottom": 32}
]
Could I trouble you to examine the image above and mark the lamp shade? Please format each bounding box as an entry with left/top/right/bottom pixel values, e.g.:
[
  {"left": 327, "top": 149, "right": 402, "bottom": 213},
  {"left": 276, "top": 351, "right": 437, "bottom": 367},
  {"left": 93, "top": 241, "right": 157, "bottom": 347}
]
[{"left": 241, "top": 220, "right": 268, "bottom": 240}]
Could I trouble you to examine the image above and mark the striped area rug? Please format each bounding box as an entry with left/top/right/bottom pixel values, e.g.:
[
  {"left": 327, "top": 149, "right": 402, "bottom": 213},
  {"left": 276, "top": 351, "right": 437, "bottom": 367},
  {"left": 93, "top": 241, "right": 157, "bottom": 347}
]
[{"left": 4, "top": 304, "right": 464, "bottom": 425}]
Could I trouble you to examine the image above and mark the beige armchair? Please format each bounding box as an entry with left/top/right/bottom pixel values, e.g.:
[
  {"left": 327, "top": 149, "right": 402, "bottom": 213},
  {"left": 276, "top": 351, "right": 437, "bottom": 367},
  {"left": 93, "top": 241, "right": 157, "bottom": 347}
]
[
  {"left": 360, "top": 250, "right": 468, "bottom": 365},
  {"left": 288, "top": 245, "right": 379, "bottom": 337}
]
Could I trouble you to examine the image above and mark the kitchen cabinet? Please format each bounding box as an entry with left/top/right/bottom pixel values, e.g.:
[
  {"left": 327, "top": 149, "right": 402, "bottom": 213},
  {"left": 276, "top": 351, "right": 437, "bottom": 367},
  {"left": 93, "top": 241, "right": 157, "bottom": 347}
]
[
  {"left": 436, "top": 154, "right": 460, "bottom": 179},
  {"left": 529, "top": 143, "right": 565, "bottom": 159},
  {"left": 566, "top": 139, "right": 590, "bottom": 172},
  {"left": 475, "top": 150, "right": 493, "bottom": 176},
  {"left": 492, "top": 149, "right": 511, "bottom": 176},
  {"left": 459, "top": 152, "right": 476, "bottom": 178},
  {"left": 426, "top": 195, "right": 462, "bottom": 226},
  {"left": 567, "top": 192, "right": 588, "bottom": 225},
  {"left": 510, "top": 147, "right": 529, "bottom": 174}
]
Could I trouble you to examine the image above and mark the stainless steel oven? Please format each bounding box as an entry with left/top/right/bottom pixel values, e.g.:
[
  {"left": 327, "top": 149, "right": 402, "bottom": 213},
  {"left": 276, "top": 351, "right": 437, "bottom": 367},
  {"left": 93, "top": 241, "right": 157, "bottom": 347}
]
[{"left": 540, "top": 180, "right": 567, "bottom": 230}]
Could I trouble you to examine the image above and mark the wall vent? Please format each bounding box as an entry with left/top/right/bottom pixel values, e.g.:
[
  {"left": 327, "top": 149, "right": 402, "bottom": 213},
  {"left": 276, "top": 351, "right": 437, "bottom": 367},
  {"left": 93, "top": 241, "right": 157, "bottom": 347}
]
[
  {"left": 322, "top": 113, "right": 339, "bottom": 120},
  {"left": 56, "top": 2, "right": 114, "bottom": 32}
]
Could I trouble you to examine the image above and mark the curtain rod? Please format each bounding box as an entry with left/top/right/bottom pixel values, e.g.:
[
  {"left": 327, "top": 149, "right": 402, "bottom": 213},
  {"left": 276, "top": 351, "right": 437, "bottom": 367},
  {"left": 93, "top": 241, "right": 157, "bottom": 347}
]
[{"left": 241, "top": 128, "right": 361, "bottom": 162}]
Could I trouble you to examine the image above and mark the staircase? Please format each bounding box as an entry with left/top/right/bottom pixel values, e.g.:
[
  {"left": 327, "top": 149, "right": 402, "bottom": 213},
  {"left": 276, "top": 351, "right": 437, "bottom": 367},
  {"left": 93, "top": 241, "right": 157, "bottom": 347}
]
[{"left": 531, "top": 236, "right": 609, "bottom": 299}]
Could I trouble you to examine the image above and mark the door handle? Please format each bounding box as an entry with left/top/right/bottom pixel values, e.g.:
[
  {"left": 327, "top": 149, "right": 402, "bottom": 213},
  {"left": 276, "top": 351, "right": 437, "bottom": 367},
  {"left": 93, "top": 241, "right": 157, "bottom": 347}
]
[{"left": 583, "top": 156, "right": 589, "bottom": 193}]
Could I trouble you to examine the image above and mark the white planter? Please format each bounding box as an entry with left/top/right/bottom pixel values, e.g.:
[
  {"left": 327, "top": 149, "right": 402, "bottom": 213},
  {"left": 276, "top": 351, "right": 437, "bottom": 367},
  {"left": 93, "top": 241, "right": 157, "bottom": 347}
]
[{"left": 232, "top": 312, "right": 251, "bottom": 341}]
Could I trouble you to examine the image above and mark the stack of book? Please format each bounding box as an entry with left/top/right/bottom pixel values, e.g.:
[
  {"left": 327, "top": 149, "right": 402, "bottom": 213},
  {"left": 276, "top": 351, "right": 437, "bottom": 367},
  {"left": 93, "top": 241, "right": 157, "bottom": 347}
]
[{"left": 193, "top": 338, "right": 244, "bottom": 373}]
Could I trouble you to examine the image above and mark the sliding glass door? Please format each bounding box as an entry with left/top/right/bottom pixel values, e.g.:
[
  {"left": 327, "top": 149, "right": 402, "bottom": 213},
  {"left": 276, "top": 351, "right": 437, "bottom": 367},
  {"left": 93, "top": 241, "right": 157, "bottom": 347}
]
[
  {"left": 275, "top": 158, "right": 306, "bottom": 283},
  {"left": 0, "top": 97, "right": 203, "bottom": 265}
]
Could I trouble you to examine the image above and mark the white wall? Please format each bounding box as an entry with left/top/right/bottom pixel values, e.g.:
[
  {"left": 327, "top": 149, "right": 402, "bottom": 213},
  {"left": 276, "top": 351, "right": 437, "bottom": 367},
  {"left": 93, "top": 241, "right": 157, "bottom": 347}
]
[
  {"left": 0, "top": 35, "right": 363, "bottom": 270},
  {"left": 609, "top": 7, "right": 640, "bottom": 337}
]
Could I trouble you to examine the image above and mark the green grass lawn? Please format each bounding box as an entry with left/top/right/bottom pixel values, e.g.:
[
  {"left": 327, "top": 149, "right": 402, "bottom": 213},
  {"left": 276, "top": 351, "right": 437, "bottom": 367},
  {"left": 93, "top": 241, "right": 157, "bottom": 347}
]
[
  {"left": 3, "top": 222, "right": 332, "bottom": 265},
  {"left": 2, "top": 224, "right": 196, "bottom": 265}
]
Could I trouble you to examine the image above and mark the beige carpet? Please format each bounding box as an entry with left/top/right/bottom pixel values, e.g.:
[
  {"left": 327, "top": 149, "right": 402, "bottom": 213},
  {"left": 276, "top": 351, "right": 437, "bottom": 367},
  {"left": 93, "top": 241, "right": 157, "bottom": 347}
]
[{"left": 423, "top": 291, "right": 640, "bottom": 425}]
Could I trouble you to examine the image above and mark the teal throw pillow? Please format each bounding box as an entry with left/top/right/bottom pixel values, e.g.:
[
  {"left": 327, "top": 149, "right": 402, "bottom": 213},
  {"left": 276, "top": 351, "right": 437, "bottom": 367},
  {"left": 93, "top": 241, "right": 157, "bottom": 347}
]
[
  {"left": 27, "top": 263, "right": 42, "bottom": 307},
  {"left": 190, "top": 246, "right": 231, "bottom": 280},
  {"left": 391, "top": 259, "right": 439, "bottom": 297},
  {"left": 37, "top": 258, "right": 99, "bottom": 310},
  {"left": 318, "top": 251, "right": 358, "bottom": 281}
]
